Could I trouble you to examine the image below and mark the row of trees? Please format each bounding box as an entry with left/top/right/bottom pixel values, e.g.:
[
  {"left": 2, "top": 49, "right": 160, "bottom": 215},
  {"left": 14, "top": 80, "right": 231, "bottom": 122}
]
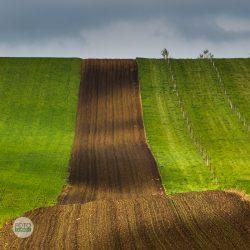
[
  {"left": 161, "top": 48, "right": 214, "bottom": 59},
  {"left": 162, "top": 48, "right": 250, "bottom": 59},
  {"left": 198, "top": 49, "right": 214, "bottom": 59}
]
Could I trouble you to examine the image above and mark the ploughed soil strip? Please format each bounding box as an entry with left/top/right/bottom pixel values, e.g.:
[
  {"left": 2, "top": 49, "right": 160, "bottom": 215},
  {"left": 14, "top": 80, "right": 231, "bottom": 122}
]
[
  {"left": 0, "top": 191, "right": 249, "bottom": 249},
  {"left": 0, "top": 60, "right": 249, "bottom": 249},
  {"left": 58, "top": 59, "right": 163, "bottom": 204}
]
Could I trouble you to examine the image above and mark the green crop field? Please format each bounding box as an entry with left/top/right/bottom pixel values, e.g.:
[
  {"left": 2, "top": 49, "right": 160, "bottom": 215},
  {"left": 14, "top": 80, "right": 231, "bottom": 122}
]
[
  {"left": 138, "top": 58, "right": 250, "bottom": 194},
  {"left": 0, "top": 58, "right": 81, "bottom": 226}
]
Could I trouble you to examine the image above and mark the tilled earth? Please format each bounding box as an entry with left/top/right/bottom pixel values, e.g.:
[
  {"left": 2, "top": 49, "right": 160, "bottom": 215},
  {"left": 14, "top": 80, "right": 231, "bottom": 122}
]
[
  {"left": 0, "top": 191, "right": 249, "bottom": 249},
  {"left": 58, "top": 59, "right": 164, "bottom": 204},
  {"left": 0, "top": 59, "right": 249, "bottom": 249}
]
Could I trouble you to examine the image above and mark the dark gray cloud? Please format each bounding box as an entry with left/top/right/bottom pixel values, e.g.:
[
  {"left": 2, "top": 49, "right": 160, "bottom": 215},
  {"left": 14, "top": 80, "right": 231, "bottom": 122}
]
[{"left": 0, "top": 0, "right": 250, "bottom": 57}]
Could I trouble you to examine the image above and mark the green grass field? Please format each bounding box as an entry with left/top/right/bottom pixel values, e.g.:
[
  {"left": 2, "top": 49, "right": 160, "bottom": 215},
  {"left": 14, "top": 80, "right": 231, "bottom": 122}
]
[
  {"left": 214, "top": 59, "right": 250, "bottom": 124},
  {"left": 138, "top": 58, "right": 250, "bottom": 194},
  {"left": 0, "top": 58, "right": 81, "bottom": 226}
]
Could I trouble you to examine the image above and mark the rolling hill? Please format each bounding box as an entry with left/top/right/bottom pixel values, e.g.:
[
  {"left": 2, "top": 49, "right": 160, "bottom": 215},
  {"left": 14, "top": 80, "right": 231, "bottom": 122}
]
[
  {"left": 138, "top": 58, "right": 250, "bottom": 194},
  {"left": 0, "top": 58, "right": 249, "bottom": 249},
  {"left": 0, "top": 58, "right": 81, "bottom": 226}
]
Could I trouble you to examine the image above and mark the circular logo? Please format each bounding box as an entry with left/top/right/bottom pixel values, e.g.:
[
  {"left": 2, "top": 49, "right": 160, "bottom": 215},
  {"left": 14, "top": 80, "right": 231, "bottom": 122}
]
[{"left": 12, "top": 217, "right": 34, "bottom": 238}]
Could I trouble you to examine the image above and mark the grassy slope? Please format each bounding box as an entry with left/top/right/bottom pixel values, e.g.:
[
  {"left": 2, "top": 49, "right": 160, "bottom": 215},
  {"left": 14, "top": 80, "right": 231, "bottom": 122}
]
[
  {"left": 138, "top": 58, "right": 250, "bottom": 194},
  {"left": 0, "top": 58, "right": 81, "bottom": 226},
  {"left": 172, "top": 59, "right": 250, "bottom": 193},
  {"left": 137, "top": 59, "right": 217, "bottom": 193},
  {"left": 215, "top": 59, "right": 250, "bottom": 124}
]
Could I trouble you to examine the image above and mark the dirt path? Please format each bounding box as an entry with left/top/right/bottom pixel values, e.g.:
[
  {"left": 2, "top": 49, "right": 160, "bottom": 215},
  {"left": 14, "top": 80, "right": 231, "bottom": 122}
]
[
  {"left": 0, "top": 59, "right": 249, "bottom": 249},
  {"left": 58, "top": 59, "right": 163, "bottom": 204}
]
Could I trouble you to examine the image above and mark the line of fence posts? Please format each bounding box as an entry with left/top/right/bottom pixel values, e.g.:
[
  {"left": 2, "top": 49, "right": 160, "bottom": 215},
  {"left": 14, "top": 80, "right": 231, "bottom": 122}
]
[
  {"left": 209, "top": 57, "right": 250, "bottom": 132},
  {"left": 166, "top": 58, "right": 218, "bottom": 184}
]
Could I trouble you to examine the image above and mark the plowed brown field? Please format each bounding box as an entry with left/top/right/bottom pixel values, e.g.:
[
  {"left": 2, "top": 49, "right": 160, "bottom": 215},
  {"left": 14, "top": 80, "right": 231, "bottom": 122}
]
[
  {"left": 0, "top": 59, "right": 249, "bottom": 249},
  {"left": 58, "top": 59, "right": 163, "bottom": 204},
  {"left": 1, "top": 191, "right": 249, "bottom": 249}
]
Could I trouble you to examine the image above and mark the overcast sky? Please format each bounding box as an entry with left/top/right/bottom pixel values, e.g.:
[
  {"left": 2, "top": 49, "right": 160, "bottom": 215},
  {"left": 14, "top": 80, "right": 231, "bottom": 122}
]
[{"left": 0, "top": 0, "right": 250, "bottom": 58}]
